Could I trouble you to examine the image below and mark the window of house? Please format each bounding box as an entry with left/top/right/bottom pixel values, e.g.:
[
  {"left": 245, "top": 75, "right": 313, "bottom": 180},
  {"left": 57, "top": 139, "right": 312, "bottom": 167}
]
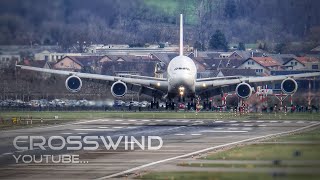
[
  {"left": 60, "top": 62, "right": 64, "bottom": 66},
  {"left": 312, "top": 65, "right": 318, "bottom": 69},
  {"left": 295, "top": 62, "right": 297, "bottom": 65}
]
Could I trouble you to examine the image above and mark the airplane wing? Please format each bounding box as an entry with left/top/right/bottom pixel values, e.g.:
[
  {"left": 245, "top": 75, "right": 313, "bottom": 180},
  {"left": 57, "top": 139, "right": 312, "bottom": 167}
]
[
  {"left": 195, "top": 72, "right": 320, "bottom": 98},
  {"left": 16, "top": 65, "right": 168, "bottom": 97}
]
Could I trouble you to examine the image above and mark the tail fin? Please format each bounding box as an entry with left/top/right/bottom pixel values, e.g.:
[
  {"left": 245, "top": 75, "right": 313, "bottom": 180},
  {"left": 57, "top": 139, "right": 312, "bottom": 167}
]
[{"left": 179, "top": 14, "right": 183, "bottom": 56}]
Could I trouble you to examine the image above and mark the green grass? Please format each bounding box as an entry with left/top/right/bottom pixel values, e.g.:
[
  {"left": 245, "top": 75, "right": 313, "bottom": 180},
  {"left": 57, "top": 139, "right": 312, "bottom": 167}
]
[
  {"left": 271, "top": 129, "right": 320, "bottom": 142},
  {"left": 1, "top": 111, "right": 320, "bottom": 121},
  {"left": 178, "top": 163, "right": 319, "bottom": 168},
  {"left": 143, "top": 0, "right": 198, "bottom": 24},
  {"left": 204, "top": 144, "right": 320, "bottom": 161},
  {"left": 139, "top": 172, "right": 320, "bottom": 180},
  {"left": 140, "top": 128, "right": 320, "bottom": 180},
  {"left": 204, "top": 128, "right": 320, "bottom": 161}
]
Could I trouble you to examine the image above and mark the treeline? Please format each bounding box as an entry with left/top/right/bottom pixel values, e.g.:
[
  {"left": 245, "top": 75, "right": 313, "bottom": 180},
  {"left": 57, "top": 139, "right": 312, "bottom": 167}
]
[{"left": 0, "top": 0, "right": 319, "bottom": 52}]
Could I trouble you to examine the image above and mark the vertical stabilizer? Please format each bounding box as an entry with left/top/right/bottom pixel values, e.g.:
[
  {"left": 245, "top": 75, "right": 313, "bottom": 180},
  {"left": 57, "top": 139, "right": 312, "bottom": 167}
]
[{"left": 179, "top": 14, "right": 183, "bottom": 56}]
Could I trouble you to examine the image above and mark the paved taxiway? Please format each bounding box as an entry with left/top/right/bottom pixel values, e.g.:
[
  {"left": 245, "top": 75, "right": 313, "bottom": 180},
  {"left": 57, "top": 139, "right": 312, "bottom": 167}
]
[{"left": 0, "top": 118, "right": 319, "bottom": 179}]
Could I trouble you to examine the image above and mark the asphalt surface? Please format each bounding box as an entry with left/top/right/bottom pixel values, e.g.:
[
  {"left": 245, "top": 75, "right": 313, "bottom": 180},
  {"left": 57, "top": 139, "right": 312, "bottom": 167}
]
[{"left": 0, "top": 118, "right": 318, "bottom": 180}]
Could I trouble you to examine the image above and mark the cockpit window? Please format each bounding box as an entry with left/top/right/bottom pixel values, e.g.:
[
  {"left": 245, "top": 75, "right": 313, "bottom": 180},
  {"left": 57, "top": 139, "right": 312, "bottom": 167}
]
[{"left": 174, "top": 67, "right": 190, "bottom": 71}]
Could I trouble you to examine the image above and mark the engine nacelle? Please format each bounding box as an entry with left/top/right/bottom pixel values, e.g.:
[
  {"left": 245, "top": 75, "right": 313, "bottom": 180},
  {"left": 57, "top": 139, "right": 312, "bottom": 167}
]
[
  {"left": 111, "top": 81, "right": 127, "bottom": 97},
  {"left": 65, "top": 75, "right": 82, "bottom": 93},
  {"left": 236, "top": 82, "right": 253, "bottom": 99},
  {"left": 281, "top": 78, "right": 298, "bottom": 94}
]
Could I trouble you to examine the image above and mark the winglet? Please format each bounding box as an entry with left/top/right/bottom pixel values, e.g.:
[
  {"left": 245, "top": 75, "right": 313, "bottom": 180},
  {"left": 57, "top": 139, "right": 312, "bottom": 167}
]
[{"left": 179, "top": 14, "right": 183, "bottom": 56}]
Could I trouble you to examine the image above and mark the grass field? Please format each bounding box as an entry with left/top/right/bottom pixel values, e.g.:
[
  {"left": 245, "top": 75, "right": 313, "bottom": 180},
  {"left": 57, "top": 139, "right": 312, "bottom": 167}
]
[
  {"left": 139, "top": 172, "right": 320, "bottom": 180},
  {"left": 139, "top": 128, "right": 320, "bottom": 180},
  {"left": 143, "top": 0, "right": 197, "bottom": 24},
  {"left": 1, "top": 111, "right": 320, "bottom": 121},
  {"left": 203, "top": 128, "right": 320, "bottom": 161}
]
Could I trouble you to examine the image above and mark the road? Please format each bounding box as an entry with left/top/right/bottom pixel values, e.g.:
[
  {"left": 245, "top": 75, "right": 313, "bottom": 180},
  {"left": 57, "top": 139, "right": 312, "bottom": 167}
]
[{"left": 0, "top": 118, "right": 318, "bottom": 180}]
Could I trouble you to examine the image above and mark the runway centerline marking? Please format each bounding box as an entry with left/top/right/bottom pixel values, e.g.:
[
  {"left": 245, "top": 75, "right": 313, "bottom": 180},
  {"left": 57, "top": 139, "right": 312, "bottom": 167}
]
[
  {"left": 201, "top": 130, "right": 248, "bottom": 133},
  {"left": 73, "top": 129, "right": 114, "bottom": 131},
  {"left": 95, "top": 122, "right": 320, "bottom": 180},
  {"left": 61, "top": 132, "right": 72, "bottom": 135},
  {"left": 174, "top": 134, "right": 185, "bottom": 136},
  {"left": 191, "top": 134, "right": 202, "bottom": 136}
]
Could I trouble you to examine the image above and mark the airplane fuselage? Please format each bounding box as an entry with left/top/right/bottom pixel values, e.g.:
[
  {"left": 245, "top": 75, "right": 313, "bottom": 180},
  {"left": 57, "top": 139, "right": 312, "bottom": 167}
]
[{"left": 167, "top": 55, "right": 197, "bottom": 98}]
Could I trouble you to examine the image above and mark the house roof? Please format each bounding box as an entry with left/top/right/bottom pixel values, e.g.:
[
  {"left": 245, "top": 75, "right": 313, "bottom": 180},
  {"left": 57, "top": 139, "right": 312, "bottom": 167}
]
[
  {"left": 23, "top": 60, "right": 49, "bottom": 68},
  {"left": 101, "top": 61, "right": 156, "bottom": 76},
  {"left": 267, "top": 54, "right": 297, "bottom": 64},
  {"left": 219, "top": 68, "right": 257, "bottom": 77},
  {"left": 197, "top": 70, "right": 220, "bottom": 78},
  {"left": 294, "top": 57, "right": 319, "bottom": 65},
  {"left": 249, "top": 57, "right": 281, "bottom": 67},
  {"left": 311, "top": 45, "right": 320, "bottom": 52},
  {"left": 197, "top": 58, "right": 245, "bottom": 70},
  {"left": 232, "top": 50, "right": 263, "bottom": 59}
]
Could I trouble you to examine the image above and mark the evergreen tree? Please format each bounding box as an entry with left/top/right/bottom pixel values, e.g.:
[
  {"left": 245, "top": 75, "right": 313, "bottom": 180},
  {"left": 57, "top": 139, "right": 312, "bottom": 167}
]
[
  {"left": 194, "top": 40, "right": 205, "bottom": 51},
  {"left": 224, "top": 0, "right": 237, "bottom": 19},
  {"left": 209, "top": 30, "right": 229, "bottom": 51},
  {"left": 238, "top": 42, "right": 246, "bottom": 50}
]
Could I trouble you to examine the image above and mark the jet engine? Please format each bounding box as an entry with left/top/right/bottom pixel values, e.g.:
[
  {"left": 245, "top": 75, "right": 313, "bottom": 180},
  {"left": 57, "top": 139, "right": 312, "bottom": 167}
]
[
  {"left": 111, "top": 81, "right": 127, "bottom": 97},
  {"left": 65, "top": 75, "right": 82, "bottom": 93},
  {"left": 281, "top": 78, "right": 298, "bottom": 94},
  {"left": 235, "top": 82, "right": 253, "bottom": 99}
]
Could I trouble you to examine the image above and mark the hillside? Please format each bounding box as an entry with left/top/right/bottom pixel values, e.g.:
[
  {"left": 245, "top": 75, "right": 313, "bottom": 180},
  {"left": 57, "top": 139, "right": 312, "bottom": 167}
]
[{"left": 0, "top": 0, "right": 319, "bottom": 52}]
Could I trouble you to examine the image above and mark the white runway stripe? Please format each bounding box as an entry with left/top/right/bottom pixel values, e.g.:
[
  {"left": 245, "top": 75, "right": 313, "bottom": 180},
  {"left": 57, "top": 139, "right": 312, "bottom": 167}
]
[
  {"left": 201, "top": 130, "right": 248, "bottom": 133},
  {"left": 174, "top": 134, "right": 185, "bottom": 136},
  {"left": 73, "top": 129, "right": 114, "bottom": 131},
  {"left": 61, "top": 132, "right": 72, "bottom": 135},
  {"left": 113, "top": 127, "right": 124, "bottom": 129},
  {"left": 98, "top": 126, "right": 109, "bottom": 129},
  {"left": 77, "top": 132, "right": 88, "bottom": 135},
  {"left": 191, "top": 134, "right": 202, "bottom": 136}
]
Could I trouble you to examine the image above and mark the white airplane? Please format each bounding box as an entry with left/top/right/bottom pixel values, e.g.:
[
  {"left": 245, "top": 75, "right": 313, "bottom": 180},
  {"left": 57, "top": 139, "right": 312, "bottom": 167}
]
[{"left": 16, "top": 14, "right": 320, "bottom": 109}]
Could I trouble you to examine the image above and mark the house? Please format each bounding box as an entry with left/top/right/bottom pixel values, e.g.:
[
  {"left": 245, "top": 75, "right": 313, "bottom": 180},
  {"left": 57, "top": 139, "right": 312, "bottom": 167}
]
[
  {"left": 53, "top": 56, "right": 101, "bottom": 72},
  {"left": 238, "top": 57, "right": 282, "bottom": 75},
  {"left": 217, "top": 69, "right": 257, "bottom": 77},
  {"left": 23, "top": 60, "right": 52, "bottom": 69},
  {"left": 283, "top": 57, "right": 320, "bottom": 70},
  {"left": 0, "top": 54, "right": 20, "bottom": 68},
  {"left": 229, "top": 50, "right": 263, "bottom": 60},
  {"left": 194, "top": 57, "right": 245, "bottom": 70},
  {"left": 197, "top": 68, "right": 257, "bottom": 79},
  {"left": 265, "top": 54, "right": 296, "bottom": 65},
  {"left": 101, "top": 61, "right": 157, "bottom": 76},
  {"left": 34, "top": 50, "right": 83, "bottom": 62}
]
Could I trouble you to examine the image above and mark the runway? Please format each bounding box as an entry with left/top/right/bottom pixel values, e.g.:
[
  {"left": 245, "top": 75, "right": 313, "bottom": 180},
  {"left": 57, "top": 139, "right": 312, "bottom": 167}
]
[{"left": 0, "top": 118, "right": 318, "bottom": 179}]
